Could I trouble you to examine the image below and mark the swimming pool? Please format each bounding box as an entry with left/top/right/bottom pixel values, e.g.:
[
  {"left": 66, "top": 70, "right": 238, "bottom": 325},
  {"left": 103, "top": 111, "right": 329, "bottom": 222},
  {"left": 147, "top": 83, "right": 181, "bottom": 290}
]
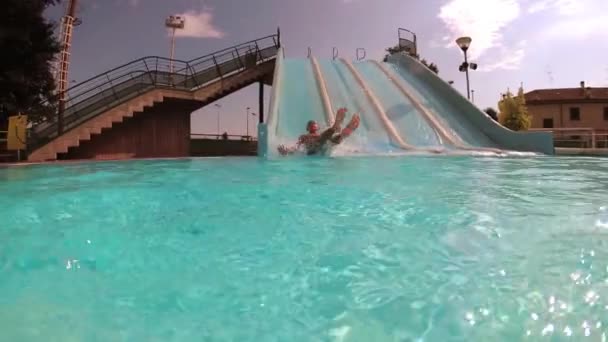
[{"left": 1, "top": 156, "right": 607, "bottom": 341}]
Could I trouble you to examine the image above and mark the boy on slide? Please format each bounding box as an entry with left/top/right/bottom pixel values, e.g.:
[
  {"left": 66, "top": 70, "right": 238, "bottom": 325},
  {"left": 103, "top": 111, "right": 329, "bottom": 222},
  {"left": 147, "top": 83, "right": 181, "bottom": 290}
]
[{"left": 278, "top": 108, "right": 360, "bottom": 156}]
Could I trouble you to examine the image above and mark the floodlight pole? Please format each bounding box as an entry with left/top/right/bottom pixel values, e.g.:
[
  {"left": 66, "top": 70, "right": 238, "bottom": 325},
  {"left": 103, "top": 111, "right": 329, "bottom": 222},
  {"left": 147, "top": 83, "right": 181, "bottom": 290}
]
[
  {"left": 464, "top": 49, "right": 471, "bottom": 100},
  {"left": 165, "top": 15, "right": 185, "bottom": 74},
  {"left": 456, "top": 36, "right": 473, "bottom": 100}
]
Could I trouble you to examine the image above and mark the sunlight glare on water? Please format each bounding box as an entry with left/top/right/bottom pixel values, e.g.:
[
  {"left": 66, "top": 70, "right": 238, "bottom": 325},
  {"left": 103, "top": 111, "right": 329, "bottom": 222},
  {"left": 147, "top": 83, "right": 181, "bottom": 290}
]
[{"left": 1, "top": 156, "right": 608, "bottom": 341}]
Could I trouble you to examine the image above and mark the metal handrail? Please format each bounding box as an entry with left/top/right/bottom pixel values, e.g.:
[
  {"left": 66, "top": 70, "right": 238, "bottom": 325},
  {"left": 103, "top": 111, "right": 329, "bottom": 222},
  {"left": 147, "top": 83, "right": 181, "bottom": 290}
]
[
  {"left": 356, "top": 48, "right": 366, "bottom": 61},
  {"left": 529, "top": 127, "right": 608, "bottom": 149},
  {"left": 29, "top": 32, "right": 280, "bottom": 150},
  {"left": 191, "top": 133, "right": 258, "bottom": 141},
  {"left": 398, "top": 28, "right": 418, "bottom": 55},
  {"left": 55, "top": 34, "right": 280, "bottom": 99}
]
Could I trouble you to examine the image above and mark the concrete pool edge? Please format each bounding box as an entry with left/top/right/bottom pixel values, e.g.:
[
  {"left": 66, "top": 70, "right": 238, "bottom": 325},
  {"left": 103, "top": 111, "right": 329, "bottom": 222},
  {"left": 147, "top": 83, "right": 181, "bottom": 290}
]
[
  {"left": 555, "top": 148, "right": 608, "bottom": 157},
  {"left": 2, "top": 149, "right": 606, "bottom": 168},
  {"left": 0, "top": 156, "right": 259, "bottom": 168}
]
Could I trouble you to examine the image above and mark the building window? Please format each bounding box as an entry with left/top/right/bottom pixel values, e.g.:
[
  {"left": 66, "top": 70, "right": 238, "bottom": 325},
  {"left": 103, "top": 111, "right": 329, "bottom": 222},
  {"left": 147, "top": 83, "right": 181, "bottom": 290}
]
[
  {"left": 543, "top": 118, "right": 554, "bottom": 128},
  {"left": 569, "top": 107, "right": 580, "bottom": 121},
  {"left": 604, "top": 107, "right": 608, "bottom": 121}
]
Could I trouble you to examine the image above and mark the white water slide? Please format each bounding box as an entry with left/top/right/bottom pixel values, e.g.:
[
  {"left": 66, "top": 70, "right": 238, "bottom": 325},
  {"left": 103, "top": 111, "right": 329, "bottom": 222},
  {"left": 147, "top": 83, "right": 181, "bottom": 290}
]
[{"left": 260, "top": 48, "right": 554, "bottom": 158}]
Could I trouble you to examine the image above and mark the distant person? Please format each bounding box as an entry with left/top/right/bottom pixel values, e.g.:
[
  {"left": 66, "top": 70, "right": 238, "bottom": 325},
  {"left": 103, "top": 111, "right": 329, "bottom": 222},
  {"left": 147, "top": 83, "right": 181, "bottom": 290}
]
[
  {"left": 222, "top": 132, "right": 228, "bottom": 140},
  {"left": 278, "top": 107, "right": 360, "bottom": 156}
]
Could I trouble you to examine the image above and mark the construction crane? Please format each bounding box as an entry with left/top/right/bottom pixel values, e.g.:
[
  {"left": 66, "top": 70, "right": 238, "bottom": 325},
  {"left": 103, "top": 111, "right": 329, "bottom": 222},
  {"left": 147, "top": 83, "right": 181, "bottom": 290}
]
[{"left": 55, "top": 0, "right": 81, "bottom": 134}]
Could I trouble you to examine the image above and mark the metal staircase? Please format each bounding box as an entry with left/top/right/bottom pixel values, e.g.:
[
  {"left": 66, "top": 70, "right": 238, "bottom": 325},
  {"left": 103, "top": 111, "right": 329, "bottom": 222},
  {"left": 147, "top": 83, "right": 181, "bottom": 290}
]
[{"left": 28, "top": 33, "right": 280, "bottom": 162}]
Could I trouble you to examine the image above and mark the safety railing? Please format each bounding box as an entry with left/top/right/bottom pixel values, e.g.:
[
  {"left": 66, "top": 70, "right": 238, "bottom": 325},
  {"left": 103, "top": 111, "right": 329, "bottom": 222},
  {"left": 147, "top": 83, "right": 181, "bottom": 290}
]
[
  {"left": 529, "top": 127, "right": 608, "bottom": 148},
  {"left": 191, "top": 133, "right": 258, "bottom": 141},
  {"left": 0, "top": 130, "right": 16, "bottom": 162},
  {"left": 398, "top": 28, "right": 417, "bottom": 56},
  {"left": 29, "top": 32, "right": 280, "bottom": 150},
  {"left": 356, "top": 48, "right": 366, "bottom": 61}
]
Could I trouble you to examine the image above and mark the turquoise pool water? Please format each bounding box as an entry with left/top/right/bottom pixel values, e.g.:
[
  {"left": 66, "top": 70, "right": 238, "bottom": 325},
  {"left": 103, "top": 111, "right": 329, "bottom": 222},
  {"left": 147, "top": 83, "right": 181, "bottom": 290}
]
[{"left": 1, "top": 156, "right": 608, "bottom": 341}]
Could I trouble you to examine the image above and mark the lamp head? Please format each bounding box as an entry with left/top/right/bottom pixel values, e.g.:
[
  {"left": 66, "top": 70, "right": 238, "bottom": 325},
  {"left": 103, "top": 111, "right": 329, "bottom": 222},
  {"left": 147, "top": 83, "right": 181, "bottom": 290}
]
[
  {"left": 165, "top": 15, "right": 185, "bottom": 29},
  {"left": 456, "top": 37, "right": 472, "bottom": 52}
]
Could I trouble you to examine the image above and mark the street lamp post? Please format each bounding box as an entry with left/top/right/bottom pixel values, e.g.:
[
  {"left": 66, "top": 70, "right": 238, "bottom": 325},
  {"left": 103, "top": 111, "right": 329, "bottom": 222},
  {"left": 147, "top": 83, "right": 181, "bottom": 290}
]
[
  {"left": 165, "top": 15, "right": 185, "bottom": 74},
  {"left": 246, "top": 107, "right": 250, "bottom": 138},
  {"left": 214, "top": 103, "right": 221, "bottom": 136},
  {"left": 250, "top": 113, "right": 257, "bottom": 140},
  {"left": 456, "top": 36, "right": 478, "bottom": 100}
]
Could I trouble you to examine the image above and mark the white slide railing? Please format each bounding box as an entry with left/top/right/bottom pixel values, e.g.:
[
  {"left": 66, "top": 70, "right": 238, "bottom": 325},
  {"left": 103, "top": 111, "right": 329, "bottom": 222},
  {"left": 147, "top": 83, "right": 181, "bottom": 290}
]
[
  {"left": 259, "top": 47, "right": 285, "bottom": 157},
  {"left": 372, "top": 60, "right": 502, "bottom": 154},
  {"left": 373, "top": 60, "right": 457, "bottom": 146},
  {"left": 340, "top": 58, "right": 417, "bottom": 151},
  {"left": 266, "top": 47, "right": 285, "bottom": 136},
  {"left": 310, "top": 57, "right": 335, "bottom": 127},
  {"left": 389, "top": 53, "right": 553, "bottom": 154}
]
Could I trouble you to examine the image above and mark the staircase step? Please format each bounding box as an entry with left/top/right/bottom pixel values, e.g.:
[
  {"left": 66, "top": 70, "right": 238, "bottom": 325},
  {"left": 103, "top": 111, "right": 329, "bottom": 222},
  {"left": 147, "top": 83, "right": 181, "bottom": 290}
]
[
  {"left": 66, "top": 135, "right": 80, "bottom": 146},
  {"left": 89, "top": 126, "right": 103, "bottom": 135},
  {"left": 51, "top": 141, "right": 68, "bottom": 154},
  {"left": 110, "top": 113, "right": 125, "bottom": 124},
  {"left": 95, "top": 119, "right": 111, "bottom": 127},
  {"left": 57, "top": 146, "right": 69, "bottom": 154},
  {"left": 33, "top": 152, "right": 53, "bottom": 162},
  {"left": 80, "top": 131, "right": 91, "bottom": 141},
  {"left": 131, "top": 103, "right": 145, "bottom": 113},
  {"left": 30, "top": 89, "right": 169, "bottom": 162},
  {"left": 84, "top": 116, "right": 104, "bottom": 129},
  {"left": 108, "top": 111, "right": 125, "bottom": 126}
]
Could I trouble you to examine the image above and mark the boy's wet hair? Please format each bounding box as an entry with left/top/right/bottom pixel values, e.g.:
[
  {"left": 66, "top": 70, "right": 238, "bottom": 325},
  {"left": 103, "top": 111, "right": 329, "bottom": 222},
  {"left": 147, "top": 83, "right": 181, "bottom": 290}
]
[{"left": 306, "top": 120, "right": 317, "bottom": 130}]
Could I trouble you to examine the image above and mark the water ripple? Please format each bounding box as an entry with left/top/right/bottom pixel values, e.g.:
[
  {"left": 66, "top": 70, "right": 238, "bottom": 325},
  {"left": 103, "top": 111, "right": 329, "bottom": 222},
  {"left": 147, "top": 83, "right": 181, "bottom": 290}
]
[{"left": 1, "top": 156, "right": 608, "bottom": 340}]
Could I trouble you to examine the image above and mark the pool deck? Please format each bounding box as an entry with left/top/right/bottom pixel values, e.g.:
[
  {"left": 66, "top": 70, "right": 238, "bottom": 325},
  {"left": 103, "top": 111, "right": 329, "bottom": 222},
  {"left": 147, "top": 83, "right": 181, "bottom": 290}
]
[
  {"left": 555, "top": 147, "right": 608, "bottom": 157},
  {"left": 0, "top": 156, "right": 256, "bottom": 168},
  {"left": 1, "top": 148, "right": 607, "bottom": 167}
]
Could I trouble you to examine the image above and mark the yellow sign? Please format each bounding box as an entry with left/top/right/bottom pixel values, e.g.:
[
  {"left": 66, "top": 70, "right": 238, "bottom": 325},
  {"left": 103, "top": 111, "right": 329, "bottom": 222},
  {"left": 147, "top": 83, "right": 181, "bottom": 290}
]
[{"left": 7, "top": 114, "right": 27, "bottom": 151}]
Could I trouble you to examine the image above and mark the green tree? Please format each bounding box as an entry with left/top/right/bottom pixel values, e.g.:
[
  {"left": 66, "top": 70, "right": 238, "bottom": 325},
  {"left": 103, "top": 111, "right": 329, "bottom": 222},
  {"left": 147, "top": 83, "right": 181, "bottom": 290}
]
[
  {"left": 383, "top": 45, "right": 439, "bottom": 74},
  {"left": 0, "top": 0, "right": 62, "bottom": 124},
  {"left": 420, "top": 59, "right": 439, "bottom": 74},
  {"left": 484, "top": 107, "right": 498, "bottom": 121},
  {"left": 498, "top": 86, "right": 531, "bottom": 131}
]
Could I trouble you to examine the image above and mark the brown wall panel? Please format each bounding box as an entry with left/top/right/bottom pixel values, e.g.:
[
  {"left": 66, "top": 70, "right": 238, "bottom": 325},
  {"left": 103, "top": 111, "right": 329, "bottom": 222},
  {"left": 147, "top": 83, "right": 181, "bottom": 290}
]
[{"left": 62, "top": 99, "right": 198, "bottom": 160}]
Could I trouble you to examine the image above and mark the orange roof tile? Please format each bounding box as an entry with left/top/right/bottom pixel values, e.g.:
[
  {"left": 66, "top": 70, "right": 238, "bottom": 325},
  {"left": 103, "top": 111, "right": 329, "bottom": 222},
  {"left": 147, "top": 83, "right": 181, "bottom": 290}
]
[{"left": 525, "top": 87, "right": 608, "bottom": 103}]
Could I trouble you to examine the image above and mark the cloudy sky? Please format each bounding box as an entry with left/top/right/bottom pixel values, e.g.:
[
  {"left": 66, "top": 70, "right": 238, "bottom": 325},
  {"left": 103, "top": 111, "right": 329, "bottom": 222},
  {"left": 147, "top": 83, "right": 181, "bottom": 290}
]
[{"left": 46, "top": 0, "right": 608, "bottom": 135}]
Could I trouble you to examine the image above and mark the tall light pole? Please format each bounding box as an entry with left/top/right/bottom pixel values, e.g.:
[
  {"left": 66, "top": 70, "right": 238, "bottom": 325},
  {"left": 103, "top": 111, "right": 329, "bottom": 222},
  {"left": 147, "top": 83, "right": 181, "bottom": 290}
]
[
  {"left": 214, "top": 103, "right": 221, "bottom": 136},
  {"left": 246, "top": 107, "right": 250, "bottom": 138},
  {"left": 250, "top": 112, "right": 257, "bottom": 140},
  {"left": 456, "top": 36, "right": 477, "bottom": 100},
  {"left": 165, "top": 15, "right": 185, "bottom": 74}
]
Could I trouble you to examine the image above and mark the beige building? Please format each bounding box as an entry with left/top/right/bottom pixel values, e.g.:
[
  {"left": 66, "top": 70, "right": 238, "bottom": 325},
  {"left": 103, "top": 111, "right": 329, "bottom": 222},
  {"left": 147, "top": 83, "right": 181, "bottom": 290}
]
[{"left": 525, "top": 82, "right": 608, "bottom": 132}]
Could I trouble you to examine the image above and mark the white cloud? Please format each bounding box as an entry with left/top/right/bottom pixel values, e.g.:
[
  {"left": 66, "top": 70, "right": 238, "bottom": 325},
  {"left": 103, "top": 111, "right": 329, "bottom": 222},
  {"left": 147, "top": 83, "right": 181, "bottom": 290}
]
[
  {"left": 527, "top": 0, "right": 608, "bottom": 40},
  {"left": 481, "top": 41, "right": 527, "bottom": 72},
  {"left": 438, "top": 0, "right": 521, "bottom": 59},
  {"left": 172, "top": 10, "right": 225, "bottom": 39},
  {"left": 527, "top": 0, "right": 584, "bottom": 15},
  {"left": 540, "top": 15, "right": 608, "bottom": 39}
]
